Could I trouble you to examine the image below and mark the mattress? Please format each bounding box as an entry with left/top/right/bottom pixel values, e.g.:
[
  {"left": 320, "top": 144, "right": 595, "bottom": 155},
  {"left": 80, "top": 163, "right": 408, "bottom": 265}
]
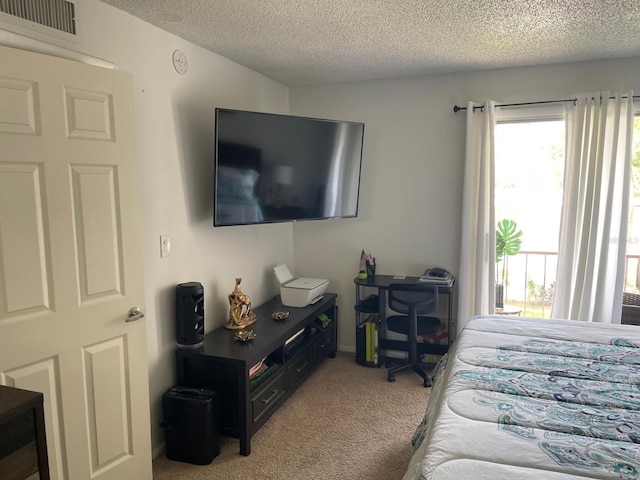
[{"left": 403, "top": 315, "right": 640, "bottom": 480}]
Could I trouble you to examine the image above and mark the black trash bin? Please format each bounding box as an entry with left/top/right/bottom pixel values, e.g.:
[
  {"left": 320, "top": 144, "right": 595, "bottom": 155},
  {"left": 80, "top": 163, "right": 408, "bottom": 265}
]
[{"left": 162, "top": 386, "right": 220, "bottom": 464}]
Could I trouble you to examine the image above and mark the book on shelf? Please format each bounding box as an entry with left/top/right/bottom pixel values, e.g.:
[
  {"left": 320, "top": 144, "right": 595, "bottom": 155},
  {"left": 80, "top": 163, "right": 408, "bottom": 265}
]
[
  {"left": 356, "top": 322, "right": 366, "bottom": 364},
  {"left": 422, "top": 353, "right": 443, "bottom": 364},
  {"left": 365, "top": 322, "right": 372, "bottom": 363},
  {"left": 373, "top": 321, "right": 379, "bottom": 364},
  {"left": 364, "top": 317, "right": 379, "bottom": 365},
  {"left": 284, "top": 327, "right": 307, "bottom": 355},
  {"left": 249, "top": 356, "right": 268, "bottom": 379},
  {"left": 285, "top": 327, "right": 306, "bottom": 346}
]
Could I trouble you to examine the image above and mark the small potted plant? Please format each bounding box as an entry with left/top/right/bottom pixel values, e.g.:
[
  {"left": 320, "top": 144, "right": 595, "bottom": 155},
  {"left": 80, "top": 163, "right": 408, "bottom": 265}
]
[{"left": 495, "top": 219, "right": 522, "bottom": 310}]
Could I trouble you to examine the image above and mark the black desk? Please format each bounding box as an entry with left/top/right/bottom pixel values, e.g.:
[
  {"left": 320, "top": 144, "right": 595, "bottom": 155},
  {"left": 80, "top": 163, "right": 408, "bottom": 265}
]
[{"left": 354, "top": 275, "right": 455, "bottom": 365}]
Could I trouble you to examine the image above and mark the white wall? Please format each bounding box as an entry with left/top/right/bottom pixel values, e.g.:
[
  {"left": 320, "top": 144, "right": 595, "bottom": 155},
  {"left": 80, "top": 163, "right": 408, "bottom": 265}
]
[
  {"left": 1, "top": 0, "right": 293, "bottom": 451},
  {"left": 289, "top": 57, "right": 640, "bottom": 351}
]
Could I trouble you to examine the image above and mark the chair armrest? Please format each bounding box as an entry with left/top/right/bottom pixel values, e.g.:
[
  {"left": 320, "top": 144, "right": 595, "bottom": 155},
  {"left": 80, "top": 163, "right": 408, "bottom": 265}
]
[{"left": 621, "top": 304, "right": 640, "bottom": 325}]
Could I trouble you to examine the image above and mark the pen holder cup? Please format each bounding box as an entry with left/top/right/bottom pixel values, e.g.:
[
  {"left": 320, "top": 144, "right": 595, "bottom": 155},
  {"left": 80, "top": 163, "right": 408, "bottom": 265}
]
[{"left": 366, "top": 264, "right": 376, "bottom": 278}]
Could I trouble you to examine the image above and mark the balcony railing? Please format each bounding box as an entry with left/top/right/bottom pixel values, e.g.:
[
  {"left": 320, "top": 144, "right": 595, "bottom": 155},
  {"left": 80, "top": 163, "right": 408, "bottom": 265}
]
[
  {"left": 499, "top": 251, "right": 640, "bottom": 318},
  {"left": 499, "top": 250, "right": 557, "bottom": 318}
]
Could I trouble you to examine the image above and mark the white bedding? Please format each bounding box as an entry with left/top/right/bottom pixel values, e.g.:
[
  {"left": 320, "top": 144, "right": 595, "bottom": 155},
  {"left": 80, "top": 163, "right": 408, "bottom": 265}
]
[{"left": 403, "top": 315, "right": 640, "bottom": 480}]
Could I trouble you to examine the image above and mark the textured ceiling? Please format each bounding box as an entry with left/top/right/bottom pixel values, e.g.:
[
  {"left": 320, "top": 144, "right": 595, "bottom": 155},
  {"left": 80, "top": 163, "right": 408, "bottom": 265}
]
[{"left": 98, "top": 0, "right": 640, "bottom": 86}]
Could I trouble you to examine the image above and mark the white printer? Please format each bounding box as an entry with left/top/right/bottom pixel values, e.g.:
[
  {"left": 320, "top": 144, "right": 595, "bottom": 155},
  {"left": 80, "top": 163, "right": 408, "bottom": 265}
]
[{"left": 273, "top": 264, "right": 329, "bottom": 308}]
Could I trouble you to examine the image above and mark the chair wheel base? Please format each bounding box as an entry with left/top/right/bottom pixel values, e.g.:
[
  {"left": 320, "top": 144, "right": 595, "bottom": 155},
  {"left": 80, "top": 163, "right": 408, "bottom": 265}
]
[{"left": 385, "top": 361, "right": 433, "bottom": 386}]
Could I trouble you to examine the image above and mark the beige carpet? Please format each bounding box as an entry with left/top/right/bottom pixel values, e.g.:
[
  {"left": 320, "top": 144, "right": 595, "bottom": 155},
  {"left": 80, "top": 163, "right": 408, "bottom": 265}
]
[{"left": 153, "top": 352, "right": 431, "bottom": 480}]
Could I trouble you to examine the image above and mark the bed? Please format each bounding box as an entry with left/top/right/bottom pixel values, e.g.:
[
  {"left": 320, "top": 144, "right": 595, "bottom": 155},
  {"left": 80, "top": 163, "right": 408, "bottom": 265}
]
[{"left": 403, "top": 315, "right": 640, "bottom": 480}]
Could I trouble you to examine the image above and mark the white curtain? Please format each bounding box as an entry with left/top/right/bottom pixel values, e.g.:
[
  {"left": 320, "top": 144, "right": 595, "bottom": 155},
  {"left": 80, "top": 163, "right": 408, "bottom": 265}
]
[
  {"left": 457, "top": 101, "right": 497, "bottom": 334},
  {"left": 551, "top": 91, "right": 634, "bottom": 323}
]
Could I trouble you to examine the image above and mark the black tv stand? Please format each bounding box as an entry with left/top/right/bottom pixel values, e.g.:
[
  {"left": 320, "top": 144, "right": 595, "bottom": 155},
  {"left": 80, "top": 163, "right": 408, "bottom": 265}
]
[{"left": 175, "top": 293, "right": 337, "bottom": 456}]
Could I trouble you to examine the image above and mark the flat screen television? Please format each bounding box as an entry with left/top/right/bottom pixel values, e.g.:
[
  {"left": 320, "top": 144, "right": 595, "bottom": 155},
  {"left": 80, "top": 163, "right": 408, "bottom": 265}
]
[{"left": 214, "top": 108, "right": 365, "bottom": 227}]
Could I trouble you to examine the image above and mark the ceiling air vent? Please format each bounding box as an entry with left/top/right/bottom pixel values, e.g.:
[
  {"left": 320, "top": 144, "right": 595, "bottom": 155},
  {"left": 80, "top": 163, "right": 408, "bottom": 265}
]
[{"left": 0, "top": 0, "right": 78, "bottom": 37}]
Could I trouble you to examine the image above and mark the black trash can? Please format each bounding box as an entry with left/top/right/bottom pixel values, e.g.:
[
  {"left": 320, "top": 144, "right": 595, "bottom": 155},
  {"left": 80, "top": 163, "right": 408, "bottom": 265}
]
[{"left": 162, "top": 386, "right": 220, "bottom": 464}]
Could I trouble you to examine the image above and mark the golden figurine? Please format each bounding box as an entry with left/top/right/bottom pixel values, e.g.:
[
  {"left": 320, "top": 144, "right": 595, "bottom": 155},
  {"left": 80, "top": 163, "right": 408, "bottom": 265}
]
[{"left": 226, "top": 278, "right": 257, "bottom": 330}]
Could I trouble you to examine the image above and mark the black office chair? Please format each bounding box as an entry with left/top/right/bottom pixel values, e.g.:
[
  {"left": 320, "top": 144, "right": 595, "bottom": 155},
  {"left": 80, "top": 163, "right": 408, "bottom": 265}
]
[{"left": 386, "top": 283, "right": 440, "bottom": 387}]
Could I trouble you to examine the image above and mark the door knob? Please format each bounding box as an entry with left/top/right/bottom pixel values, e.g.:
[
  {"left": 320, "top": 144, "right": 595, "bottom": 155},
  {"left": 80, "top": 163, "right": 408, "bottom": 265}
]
[{"left": 126, "top": 306, "right": 145, "bottom": 322}]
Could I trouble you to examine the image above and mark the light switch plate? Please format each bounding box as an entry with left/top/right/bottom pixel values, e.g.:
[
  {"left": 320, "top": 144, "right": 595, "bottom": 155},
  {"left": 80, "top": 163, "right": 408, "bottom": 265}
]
[{"left": 160, "top": 234, "right": 171, "bottom": 257}]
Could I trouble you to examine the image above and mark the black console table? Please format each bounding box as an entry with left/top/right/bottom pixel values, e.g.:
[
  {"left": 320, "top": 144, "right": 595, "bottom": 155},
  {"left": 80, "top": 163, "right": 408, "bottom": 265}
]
[
  {"left": 354, "top": 275, "right": 454, "bottom": 366},
  {"left": 176, "top": 293, "right": 337, "bottom": 456}
]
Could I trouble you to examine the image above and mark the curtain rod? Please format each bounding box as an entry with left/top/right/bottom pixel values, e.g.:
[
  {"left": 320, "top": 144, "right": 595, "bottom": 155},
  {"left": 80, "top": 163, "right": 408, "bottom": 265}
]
[{"left": 452, "top": 95, "right": 640, "bottom": 113}]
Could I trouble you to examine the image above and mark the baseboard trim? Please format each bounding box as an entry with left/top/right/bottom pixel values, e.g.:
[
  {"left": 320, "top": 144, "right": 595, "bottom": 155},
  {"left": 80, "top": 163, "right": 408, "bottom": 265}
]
[{"left": 152, "top": 442, "right": 165, "bottom": 460}]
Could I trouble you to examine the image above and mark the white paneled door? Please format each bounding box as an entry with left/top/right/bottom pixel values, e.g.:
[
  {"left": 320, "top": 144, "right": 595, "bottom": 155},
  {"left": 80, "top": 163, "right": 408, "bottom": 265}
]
[{"left": 0, "top": 46, "right": 151, "bottom": 479}]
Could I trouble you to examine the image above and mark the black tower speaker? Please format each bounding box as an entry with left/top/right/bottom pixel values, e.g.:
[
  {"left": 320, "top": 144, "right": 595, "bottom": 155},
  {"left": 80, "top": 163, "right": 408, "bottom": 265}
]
[
  {"left": 176, "top": 282, "right": 204, "bottom": 349},
  {"left": 162, "top": 386, "right": 220, "bottom": 465}
]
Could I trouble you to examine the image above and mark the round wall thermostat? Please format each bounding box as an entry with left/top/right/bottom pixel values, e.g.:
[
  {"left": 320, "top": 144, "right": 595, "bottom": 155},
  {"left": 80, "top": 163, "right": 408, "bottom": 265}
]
[{"left": 172, "top": 50, "right": 188, "bottom": 75}]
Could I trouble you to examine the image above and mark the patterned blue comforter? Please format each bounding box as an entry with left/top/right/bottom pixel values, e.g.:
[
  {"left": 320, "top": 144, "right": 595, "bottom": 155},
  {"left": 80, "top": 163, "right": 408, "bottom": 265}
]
[{"left": 403, "top": 316, "right": 640, "bottom": 480}]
